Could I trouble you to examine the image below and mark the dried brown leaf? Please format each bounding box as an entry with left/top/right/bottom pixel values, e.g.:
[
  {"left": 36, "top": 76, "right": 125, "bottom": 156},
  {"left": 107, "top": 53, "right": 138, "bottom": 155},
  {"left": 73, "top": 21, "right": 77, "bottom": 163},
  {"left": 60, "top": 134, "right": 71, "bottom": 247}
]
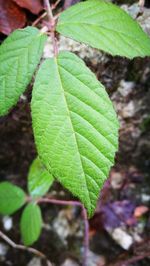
[
  {"left": 0, "top": 0, "right": 26, "bottom": 35},
  {"left": 13, "top": 0, "right": 43, "bottom": 14}
]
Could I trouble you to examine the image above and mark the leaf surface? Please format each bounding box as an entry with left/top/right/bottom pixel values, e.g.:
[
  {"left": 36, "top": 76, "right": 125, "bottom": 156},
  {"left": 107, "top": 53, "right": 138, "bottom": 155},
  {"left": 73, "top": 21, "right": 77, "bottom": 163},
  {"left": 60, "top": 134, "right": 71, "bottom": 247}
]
[
  {"left": 28, "top": 157, "right": 54, "bottom": 197},
  {"left": 0, "top": 26, "right": 47, "bottom": 116},
  {"left": 20, "top": 203, "right": 42, "bottom": 246},
  {"left": 0, "top": 182, "right": 26, "bottom": 215},
  {"left": 31, "top": 51, "right": 119, "bottom": 217},
  {"left": 56, "top": 0, "right": 150, "bottom": 58}
]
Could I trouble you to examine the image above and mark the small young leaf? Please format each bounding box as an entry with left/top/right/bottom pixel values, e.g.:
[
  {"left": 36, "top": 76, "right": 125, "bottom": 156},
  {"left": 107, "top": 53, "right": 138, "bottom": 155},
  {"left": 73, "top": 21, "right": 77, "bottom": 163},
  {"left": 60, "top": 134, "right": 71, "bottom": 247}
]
[
  {"left": 56, "top": 0, "right": 150, "bottom": 58},
  {"left": 28, "top": 157, "right": 54, "bottom": 197},
  {"left": 0, "top": 182, "right": 26, "bottom": 215},
  {"left": 20, "top": 203, "right": 42, "bottom": 246},
  {"left": 31, "top": 51, "right": 119, "bottom": 217},
  {"left": 0, "top": 26, "right": 47, "bottom": 116}
]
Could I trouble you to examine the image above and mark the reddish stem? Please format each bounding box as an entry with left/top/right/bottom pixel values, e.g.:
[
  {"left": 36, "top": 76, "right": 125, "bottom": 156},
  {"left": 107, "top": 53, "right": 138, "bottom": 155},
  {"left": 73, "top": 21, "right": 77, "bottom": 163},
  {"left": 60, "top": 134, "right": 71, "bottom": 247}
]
[
  {"left": 122, "top": 252, "right": 150, "bottom": 266},
  {"left": 38, "top": 197, "right": 89, "bottom": 266},
  {"left": 44, "top": 0, "right": 58, "bottom": 57},
  {"left": 0, "top": 231, "right": 52, "bottom": 266},
  {"left": 52, "top": 0, "right": 61, "bottom": 10},
  {"left": 32, "top": 12, "right": 47, "bottom": 27},
  {"left": 44, "top": 0, "right": 53, "bottom": 20}
]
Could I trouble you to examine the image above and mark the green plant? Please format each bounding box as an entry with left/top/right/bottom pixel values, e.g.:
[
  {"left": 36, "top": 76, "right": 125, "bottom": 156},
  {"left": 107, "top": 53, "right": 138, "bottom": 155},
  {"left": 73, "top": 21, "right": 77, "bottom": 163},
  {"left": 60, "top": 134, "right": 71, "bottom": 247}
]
[
  {"left": 0, "top": 157, "right": 88, "bottom": 249},
  {"left": 0, "top": 0, "right": 150, "bottom": 261}
]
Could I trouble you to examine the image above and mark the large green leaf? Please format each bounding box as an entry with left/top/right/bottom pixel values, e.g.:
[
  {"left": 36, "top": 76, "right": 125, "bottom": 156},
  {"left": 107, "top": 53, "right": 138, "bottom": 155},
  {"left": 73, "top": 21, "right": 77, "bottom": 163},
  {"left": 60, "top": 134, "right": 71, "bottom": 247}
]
[
  {"left": 31, "top": 51, "right": 119, "bottom": 217},
  {"left": 0, "top": 182, "right": 26, "bottom": 215},
  {"left": 56, "top": 0, "right": 150, "bottom": 58},
  {"left": 0, "top": 26, "right": 47, "bottom": 116},
  {"left": 20, "top": 203, "right": 42, "bottom": 246},
  {"left": 28, "top": 157, "right": 54, "bottom": 197}
]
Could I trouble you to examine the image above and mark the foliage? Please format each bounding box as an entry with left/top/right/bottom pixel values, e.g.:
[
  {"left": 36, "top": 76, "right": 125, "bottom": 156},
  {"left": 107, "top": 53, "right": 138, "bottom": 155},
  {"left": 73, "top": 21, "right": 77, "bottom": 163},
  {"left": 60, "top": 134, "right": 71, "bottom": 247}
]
[
  {"left": 0, "top": 0, "right": 150, "bottom": 246},
  {"left": 0, "top": 182, "right": 26, "bottom": 215},
  {"left": 0, "top": 27, "right": 47, "bottom": 116},
  {"left": 31, "top": 51, "right": 118, "bottom": 217},
  {"left": 0, "top": 158, "right": 53, "bottom": 245},
  {"left": 28, "top": 157, "right": 54, "bottom": 197},
  {"left": 20, "top": 203, "right": 42, "bottom": 246},
  {"left": 56, "top": 0, "right": 150, "bottom": 58}
]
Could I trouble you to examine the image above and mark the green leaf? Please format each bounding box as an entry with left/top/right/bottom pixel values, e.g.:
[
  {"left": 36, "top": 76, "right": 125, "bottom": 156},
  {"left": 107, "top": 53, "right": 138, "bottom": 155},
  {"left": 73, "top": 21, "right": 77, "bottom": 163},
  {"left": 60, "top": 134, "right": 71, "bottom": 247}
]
[
  {"left": 56, "top": 0, "right": 150, "bottom": 58},
  {"left": 0, "top": 182, "right": 26, "bottom": 215},
  {"left": 28, "top": 157, "right": 54, "bottom": 197},
  {"left": 0, "top": 26, "right": 47, "bottom": 116},
  {"left": 31, "top": 51, "right": 119, "bottom": 217},
  {"left": 20, "top": 203, "right": 42, "bottom": 246}
]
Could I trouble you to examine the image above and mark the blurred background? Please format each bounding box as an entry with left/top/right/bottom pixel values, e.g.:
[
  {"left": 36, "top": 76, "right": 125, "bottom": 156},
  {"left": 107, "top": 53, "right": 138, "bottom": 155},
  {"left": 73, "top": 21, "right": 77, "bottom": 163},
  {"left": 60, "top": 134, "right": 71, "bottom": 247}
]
[{"left": 0, "top": 0, "right": 150, "bottom": 265}]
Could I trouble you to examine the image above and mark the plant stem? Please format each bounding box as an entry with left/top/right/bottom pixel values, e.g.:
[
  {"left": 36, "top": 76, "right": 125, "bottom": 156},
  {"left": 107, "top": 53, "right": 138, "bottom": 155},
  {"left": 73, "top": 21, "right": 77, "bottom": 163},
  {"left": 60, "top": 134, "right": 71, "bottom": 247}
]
[
  {"left": 51, "top": 32, "right": 59, "bottom": 57},
  {"left": 82, "top": 206, "right": 89, "bottom": 266},
  {"left": 52, "top": 0, "right": 61, "bottom": 10},
  {"left": 123, "top": 253, "right": 150, "bottom": 266},
  {"left": 44, "top": 0, "right": 53, "bottom": 21},
  {"left": 38, "top": 197, "right": 89, "bottom": 266},
  {"left": 32, "top": 12, "right": 47, "bottom": 27},
  {"left": 111, "top": 252, "right": 150, "bottom": 266},
  {"left": 0, "top": 230, "right": 52, "bottom": 266},
  {"left": 44, "top": 0, "right": 58, "bottom": 56}
]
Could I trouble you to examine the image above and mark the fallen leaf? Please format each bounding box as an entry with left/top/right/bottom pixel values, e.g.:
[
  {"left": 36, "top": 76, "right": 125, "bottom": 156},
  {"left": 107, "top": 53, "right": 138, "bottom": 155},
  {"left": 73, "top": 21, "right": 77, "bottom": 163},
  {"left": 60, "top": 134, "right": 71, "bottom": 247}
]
[
  {"left": 134, "top": 206, "right": 149, "bottom": 218},
  {"left": 0, "top": 0, "right": 26, "bottom": 35},
  {"left": 95, "top": 200, "right": 136, "bottom": 230},
  {"left": 13, "top": 0, "right": 43, "bottom": 14}
]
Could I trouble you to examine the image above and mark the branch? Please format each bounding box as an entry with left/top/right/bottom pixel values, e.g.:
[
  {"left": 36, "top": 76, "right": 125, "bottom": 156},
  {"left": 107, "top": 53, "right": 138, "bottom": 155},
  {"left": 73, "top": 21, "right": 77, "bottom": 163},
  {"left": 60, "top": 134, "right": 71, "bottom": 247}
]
[
  {"left": 32, "top": 12, "right": 47, "bottom": 27},
  {"left": 52, "top": 0, "right": 61, "bottom": 10},
  {"left": 122, "top": 252, "right": 150, "bottom": 266},
  {"left": 44, "top": 0, "right": 58, "bottom": 56},
  {"left": 44, "top": 0, "right": 53, "bottom": 21},
  {"left": 0, "top": 231, "right": 52, "bottom": 266},
  {"left": 38, "top": 197, "right": 89, "bottom": 266}
]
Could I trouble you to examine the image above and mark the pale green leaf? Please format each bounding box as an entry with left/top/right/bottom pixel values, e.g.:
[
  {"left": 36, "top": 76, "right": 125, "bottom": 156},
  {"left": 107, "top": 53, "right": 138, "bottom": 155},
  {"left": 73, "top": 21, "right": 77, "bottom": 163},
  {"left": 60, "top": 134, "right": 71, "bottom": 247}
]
[
  {"left": 0, "top": 182, "right": 26, "bottom": 215},
  {"left": 0, "top": 26, "right": 47, "bottom": 116},
  {"left": 20, "top": 203, "right": 42, "bottom": 246},
  {"left": 28, "top": 157, "right": 54, "bottom": 197},
  {"left": 31, "top": 51, "right": 119, "bottom": 217},
  {"left": 56, "top": 0, "right": 150, "bottom": 58}
]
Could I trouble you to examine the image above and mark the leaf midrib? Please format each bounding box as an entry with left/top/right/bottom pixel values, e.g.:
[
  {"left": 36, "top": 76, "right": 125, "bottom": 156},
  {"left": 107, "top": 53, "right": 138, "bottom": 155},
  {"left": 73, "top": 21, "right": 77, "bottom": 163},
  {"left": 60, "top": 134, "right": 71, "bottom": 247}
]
[{"left": 54, "top": 57, "right": 91, "bottom": 210}]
